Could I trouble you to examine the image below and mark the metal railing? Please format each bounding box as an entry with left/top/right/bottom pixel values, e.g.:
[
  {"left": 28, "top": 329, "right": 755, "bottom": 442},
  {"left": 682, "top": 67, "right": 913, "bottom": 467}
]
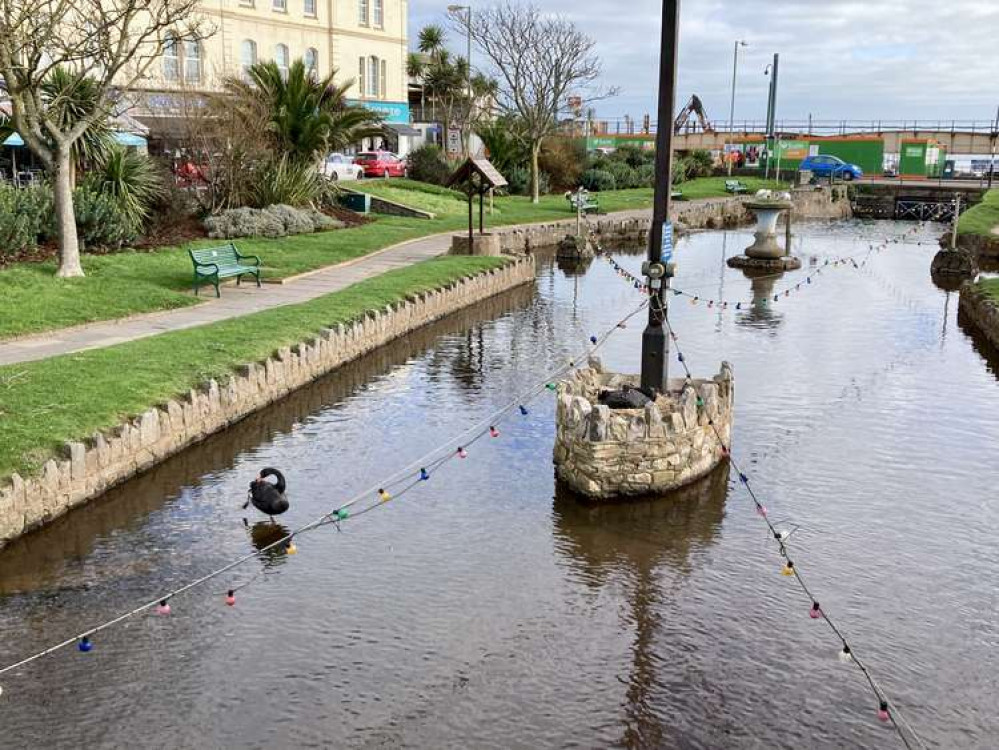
[{"left": 583, "top": 119, "right": 999, "bottom": 137}]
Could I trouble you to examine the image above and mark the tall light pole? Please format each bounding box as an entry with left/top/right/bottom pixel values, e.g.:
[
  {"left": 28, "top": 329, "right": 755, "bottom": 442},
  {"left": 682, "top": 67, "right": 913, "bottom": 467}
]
[
  {"left": 727, "top": 39, "right": 748, "bottom": 176},
  {"left": 448, "top": 4, "right": 473, "bottom": 156},
  {"left": 640, "top": 0, "right": 679, "bottom": 395}
]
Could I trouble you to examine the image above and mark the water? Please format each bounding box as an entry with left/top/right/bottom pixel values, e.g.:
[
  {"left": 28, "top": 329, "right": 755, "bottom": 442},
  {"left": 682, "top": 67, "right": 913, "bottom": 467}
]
[{"left": 1, "top": 220, "right": 997, "bottom": 749}]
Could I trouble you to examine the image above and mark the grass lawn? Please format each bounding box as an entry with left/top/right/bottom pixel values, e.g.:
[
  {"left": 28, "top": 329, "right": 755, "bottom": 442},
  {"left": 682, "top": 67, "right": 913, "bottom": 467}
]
[
  {"left": 0, "top": 177, "right": 785, "bottom": 341},
  {"left": 980, "top": 277, "right": 999, "bottom": 303},
  {"left": 958, "top": 188, "right": 999, "bottom": 238},
  {"left": 0, "top": 255, "right": 509, "bottom": 478}
]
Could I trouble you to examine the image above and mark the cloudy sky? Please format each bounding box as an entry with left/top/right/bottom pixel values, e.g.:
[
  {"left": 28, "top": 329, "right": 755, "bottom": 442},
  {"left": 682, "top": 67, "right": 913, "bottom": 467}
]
[{"left": 411, "top": 0, "right": 999, "bottom": 128}]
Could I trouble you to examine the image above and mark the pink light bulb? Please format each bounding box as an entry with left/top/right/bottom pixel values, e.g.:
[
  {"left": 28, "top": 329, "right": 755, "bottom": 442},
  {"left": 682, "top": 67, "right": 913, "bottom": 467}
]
[
  {"left": 457, "top": 447, "right": 468, "bottom": 458},
  {"left": 756, "top": 505, "right": 768, "bottom": 518},
  {"left": 225, "top": 590, "right": 236, "bottom": 606},
  {"left": 809, "top": 602, "right": 822, "bottom": 619},
  {"left": 156, "top": 600, "right": 171, "bottom": 616},
  {"left": 877, "top": 701, "right": 890, "bottom": 722},
  {"left": 489, "top": 426, "right": 499, "bottom": 438}
]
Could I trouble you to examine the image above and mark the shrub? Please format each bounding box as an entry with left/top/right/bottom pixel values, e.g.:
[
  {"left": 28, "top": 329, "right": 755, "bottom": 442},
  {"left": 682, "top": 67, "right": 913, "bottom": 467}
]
[
  {"left": 506, "top": 167, "right": 550, "bottom": 196},
  {"left": 672, "top": 157, "right": 691, "bottom": 185},
  {"left": 72, "top": 181, "right": 140, "bottom": 249},
  {"left": 635, "top": 163, "right": 656, "bottom": 187},
  {"left": 407, "top": 144, "right": 452, "bottom": 186},
  {"left": 250, "top": 155, "right": 322, "bottom": 208},
  {"left": 687, "top": 149, "right": 714, "bottom": 178},
  {"left": 90, "top": 147, "right": 165, "bottom": 228},
  {"left": 614, "top": 144, "right": 655, "bottom": 169},
  {"left": 604, "top": 161, "right": 639, "bottom": 189},
  {"left": 203, "top": 204, "right": 342, "bottom": 239},
  {"left": 581, "top": 169, "right": 616, "bottom": 192},
  {"left": 0, "top": 184, "right": 52, "bottom": 256},
  {"left": 539, "top": 138, "right": 586, "bottom": 191}
]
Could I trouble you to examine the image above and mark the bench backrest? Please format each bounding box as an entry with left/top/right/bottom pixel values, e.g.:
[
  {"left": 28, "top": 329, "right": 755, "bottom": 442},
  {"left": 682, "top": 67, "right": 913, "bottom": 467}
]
[
  {"left": 191, "top": 244, "right": 239, "bottom": 269},
  {"left": 725, "top": 180, "right": 741, "bottom": 188}
]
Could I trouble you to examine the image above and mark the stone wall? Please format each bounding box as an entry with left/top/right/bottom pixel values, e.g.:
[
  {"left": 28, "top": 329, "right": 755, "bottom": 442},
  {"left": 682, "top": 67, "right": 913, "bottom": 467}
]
[
  {"left": 958, "top": 281, "right": 999, "bottom": 350},
  {"left": 957, "top": 232, "right": 999, "bottom": 261},
  {"left": 0, "top": 259, "right": 535, "bottom": 549},
  {"left": 553, "top": 359, "right": 734, "bottom": 499}
]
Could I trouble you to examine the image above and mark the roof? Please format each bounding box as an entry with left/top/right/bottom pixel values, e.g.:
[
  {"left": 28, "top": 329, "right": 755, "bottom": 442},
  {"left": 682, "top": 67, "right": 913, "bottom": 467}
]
[
  {"left": 385, "top": 122, "right": 421, "bottom": 137},
  {"left": 446, "top": 157, "right": 508, "bottom": 191}
]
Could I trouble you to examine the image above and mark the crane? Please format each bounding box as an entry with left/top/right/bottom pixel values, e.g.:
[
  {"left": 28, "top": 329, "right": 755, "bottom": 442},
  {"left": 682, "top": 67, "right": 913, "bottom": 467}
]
[{"left": 674, "top": 95, "right": 713, "bottom": 134}]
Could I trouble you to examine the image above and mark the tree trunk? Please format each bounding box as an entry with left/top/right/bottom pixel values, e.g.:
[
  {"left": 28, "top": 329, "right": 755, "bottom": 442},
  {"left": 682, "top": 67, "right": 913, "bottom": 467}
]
[
  {"left": 53, "top": 147, "right": 84, "bottom": 278},
  {"left": 530, "top": 140, "right": 541, "bottom": 204}
]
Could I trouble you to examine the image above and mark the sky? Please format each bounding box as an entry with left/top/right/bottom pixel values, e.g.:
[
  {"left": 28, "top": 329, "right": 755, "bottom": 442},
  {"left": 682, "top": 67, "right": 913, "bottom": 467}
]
[{"left": 410, "top": 0, "right": 999, "bottom": 129}]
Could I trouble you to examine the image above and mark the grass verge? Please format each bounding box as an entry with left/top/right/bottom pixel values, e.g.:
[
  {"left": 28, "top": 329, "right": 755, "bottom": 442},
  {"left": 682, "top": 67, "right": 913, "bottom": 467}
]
[
  {"left": 979, "top": 277, "right": 999, "bottom": 303},
  {"left": 0, "top": 255, "right": 509, "bottom": 478},
  {"left": 958, "top": 188, "right": 999, "bottom": 238}
]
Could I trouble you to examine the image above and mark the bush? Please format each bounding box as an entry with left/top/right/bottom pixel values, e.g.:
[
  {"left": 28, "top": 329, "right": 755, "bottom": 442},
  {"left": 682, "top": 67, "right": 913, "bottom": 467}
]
[
  {"left": 604, "top": 161, "right": 639, "bottom": 189},
  {"left": 250, "top": 155, "right": 322, "bottom": 208},
  {"left": 71, "top": 182, "right": 140, "bottom": 249},
  {"left": 539, "top": 138, "right": 586, "bottom": 191},
  {"left": 635, "top": 163, "right": 656, "bottom": 187},
  {"left": 203, "top": 204, "right": 343, "bottom": 239},
  {"left": 581, "top": 169, "right": 616, "bottom": 192},
  {"left": 90, "top": 147, "right": 165, "bottom": 228},
  {"left": 506, "top": 167, "right": 551, "bottom": 196},
  {"left": 0, "top": 184, "right": 52, "bottom": 256},
  {"left": 687, "top": 149, "right": 714, "bottom": 178},
  {"left": 672, "top": 157, "right": 691, "bottom": 185},
  {"left": 407, "top": 144, "right": 452, "bottom": 186},
  {"left": 614, "top": 144, "right": 655, "bottom": 169}
]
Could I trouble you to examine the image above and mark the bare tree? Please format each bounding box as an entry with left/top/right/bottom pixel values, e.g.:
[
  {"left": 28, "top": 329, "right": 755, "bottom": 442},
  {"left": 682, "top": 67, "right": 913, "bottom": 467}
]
[
  {"left": 0, "top": 0, "right": 207, "bottom": 276},
  {"left": 451, "top": 3, "right": 614, "bottom": 202}
]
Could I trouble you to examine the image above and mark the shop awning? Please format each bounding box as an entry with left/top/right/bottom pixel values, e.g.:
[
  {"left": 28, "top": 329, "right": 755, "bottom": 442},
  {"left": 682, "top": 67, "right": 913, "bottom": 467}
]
[
  {"left": 385, "top": 123, "right": 421, "bottom": 137},
  {"left": 2, "top": 131, "right": 146, "bottom": 148}
]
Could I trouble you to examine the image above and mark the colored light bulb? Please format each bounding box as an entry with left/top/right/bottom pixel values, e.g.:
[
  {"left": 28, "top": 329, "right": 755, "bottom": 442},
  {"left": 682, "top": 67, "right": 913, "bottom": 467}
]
[
  {"left": 739, "top": 472, "right": 749, "bottom": 484},
  {"left": 708, "top": 300, "right": 714, "bottom": 308},
  {"left": 419, "top": 468, "right": 430, "bottom": 481},
  {"left": 807, "top": 277, "right": 812, "bottom": 284},
  {"left": 336, "top": 508, "right": 349, "bottom": 520},
  {"left": 809, "top": 602, "right": 822, "bottom": 619},
  {"left": 156, "top": 600, "right": 171, "bottom": 616},
  {"left": 839, "top": 645, "right": 853, "bottom": 663},
  {"left": 696, "top": 397, "right": 704, "bottom": 407},
  {"left": 457, "top": 446, "right": 468, "bottom": 458},
  {"left": 673, "top": 288, "right": 681, "bottom": 296},
  {"left": 773, "top": 295, "right": 779, "bottom": 302},
  {"left": 519, "top": 405, "right": 529, "bottom": 415},
  {"left": 489, "top": 426, "right": 500, "bottom": 438},
  {"left": 691, "top": 297, "right": 698, "bottom": 305},
  {"left": 781, "top": 561, "right": 794, "bottom": 577},
  {"left": 736, "top": 302, "right": 742, "bottom": 310},
  {"left": 589, "top": 335, "right": 598, "bottom": 344},
  {"left": 78, "top": 637, "right": 93, "bottom": 653},
  {"left": 286, "top": 542, "right": 297, "bottom": 555},
  {"left": 677, "top": 353, "right": 684, "bottom": 362},
  {"left": 617, "top": 322, "right": 627, "bottom": 329},
  {"left": 378, "top": 488, "right": 391, "bottom": 502},
  {"left": 877, "top": 701, "right": 890, "bottom": 722},
  {"left": 634, "top": 281, "right": 640, "bottom": 289},
  {"left": 225, "top": 590, "right": 236, "bottom": 606},
  {"left": 757, "top": 505, "right": 768, "bottom": 518},
  {"left": 545, "top": 383, "right": 557, "bottom": 391}
]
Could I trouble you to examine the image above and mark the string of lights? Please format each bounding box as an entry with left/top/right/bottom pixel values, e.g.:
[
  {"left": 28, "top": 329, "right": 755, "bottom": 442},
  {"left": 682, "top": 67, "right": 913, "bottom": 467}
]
[
  {"left": 0, "top": 298, "right": 653, "bottom": 690},
  {"left": 646, "top": 292, "right": 926, "bottom": 750}
]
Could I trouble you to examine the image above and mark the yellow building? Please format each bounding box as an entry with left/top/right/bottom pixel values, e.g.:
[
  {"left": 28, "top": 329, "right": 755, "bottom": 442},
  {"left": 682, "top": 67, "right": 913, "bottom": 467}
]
[{"left": 130, "top": 0, "right": 411, "bottom": 146}]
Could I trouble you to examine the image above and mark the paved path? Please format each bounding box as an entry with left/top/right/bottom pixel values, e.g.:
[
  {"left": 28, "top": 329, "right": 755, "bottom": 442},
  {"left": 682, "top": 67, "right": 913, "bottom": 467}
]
[{"left": 0, "top": 209, "right": 654, "bottom": 366}]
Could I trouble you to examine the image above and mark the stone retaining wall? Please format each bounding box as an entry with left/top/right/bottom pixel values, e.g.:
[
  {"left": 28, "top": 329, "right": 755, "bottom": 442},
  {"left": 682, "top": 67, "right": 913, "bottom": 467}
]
[
  {"left": 553, "top": 359, "right": 734, "bottom": 499},
  {"left": 956, "top": 232, "right": 999, "bottom": 260},
  {"left": 958, "top": 281, "right": 999, "bottom": 350},
  {"left": 0, "top": 259, "right": 535, "bottom": 549}
]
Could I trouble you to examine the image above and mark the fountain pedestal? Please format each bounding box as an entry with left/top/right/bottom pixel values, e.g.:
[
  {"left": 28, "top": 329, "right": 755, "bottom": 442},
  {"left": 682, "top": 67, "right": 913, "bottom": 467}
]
[
  {"left": 727, "top": 198, "right": 801, "bottom": 271},
  {"left": 553, "top": 358, "right": 734, "bottom": 500}
]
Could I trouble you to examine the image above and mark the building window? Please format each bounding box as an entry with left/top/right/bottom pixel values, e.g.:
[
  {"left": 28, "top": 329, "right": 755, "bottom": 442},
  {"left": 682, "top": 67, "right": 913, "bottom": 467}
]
[
  {"left": 183, "top": 39, "right": 201, "bottom": 84},
  {"left": 373, "top": 0, "right": 383, "bottom": 27},
  {"left": 358, "top": 56, "right": 366, "bottom": 97},
  {"left": 275, "top": 44, "right": 290, "bottom": 79},
  {"left": 163, "top": 34, "right": 180, "bottom": 82},
  {"left": 241, "top": 39, "right": 257, "bottom": 76},
  {"left": 305, "top": 48, "right": 318, "bottom": 79},
  {"left": 273, "top": 0, "right": 286, "bottom": 11},
  {"left": 304, "top": 0, "right": 316, "bottom": 15},
  {"left": 358, "top": 0, "right": 369, "bottom": 26},
  {"left": 367, "top": 56, "right": 379, "bottom": 97},
  {"left": 380, "top": 59, "right": 387, "bottom": 99}
]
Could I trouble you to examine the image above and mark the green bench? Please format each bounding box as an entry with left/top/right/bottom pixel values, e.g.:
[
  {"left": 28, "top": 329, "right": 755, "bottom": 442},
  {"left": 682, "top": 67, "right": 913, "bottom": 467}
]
[
  {"left": 567, "top": 192, "right": 600, "bottom": 214},
  {"left": 189, "top": 243, "right": 261, "bottom": 297},
  {"left": 725, "top": 179, "right": 748, "bottom": 194}
]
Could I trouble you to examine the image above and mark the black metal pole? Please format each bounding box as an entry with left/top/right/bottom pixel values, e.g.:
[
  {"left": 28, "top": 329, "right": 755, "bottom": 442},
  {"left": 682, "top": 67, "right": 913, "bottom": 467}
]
[
  {"left": 989, "top": 104, "right": 998, "bottom": 190},
  {"left": 640, "top": 0, "right": 679, "bottom": 394}
]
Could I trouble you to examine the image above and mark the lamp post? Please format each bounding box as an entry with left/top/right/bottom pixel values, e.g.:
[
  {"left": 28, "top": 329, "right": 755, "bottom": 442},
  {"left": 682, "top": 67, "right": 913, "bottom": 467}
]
[
  {"left": 727, "top": 39, "right": 748, "bottom": 176},
  {"left": 448, "top": 4, "right": 473, "bottom": 156},
  {"left": 640, "top": 0, "right": 679, "bottom": 395}
]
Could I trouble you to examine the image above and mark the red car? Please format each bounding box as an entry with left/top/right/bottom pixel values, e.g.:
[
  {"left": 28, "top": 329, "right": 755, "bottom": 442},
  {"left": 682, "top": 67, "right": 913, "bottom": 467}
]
[{"left": 354, "top": 151, "right": 407, "bottom": 178}]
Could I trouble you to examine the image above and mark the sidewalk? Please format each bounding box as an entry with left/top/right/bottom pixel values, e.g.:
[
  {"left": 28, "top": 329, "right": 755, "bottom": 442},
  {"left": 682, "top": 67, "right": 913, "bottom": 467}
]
[{"left": 0, "top": 208, "right": 653, "bottom": 366}]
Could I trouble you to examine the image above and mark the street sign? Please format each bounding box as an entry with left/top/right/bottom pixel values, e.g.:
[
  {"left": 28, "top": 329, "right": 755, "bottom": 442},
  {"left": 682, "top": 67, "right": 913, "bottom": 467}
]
[
  {"left": 446, "top": 127, "right": 462, "bottom": 155},
  {"left": 661, "top": 220, "right": 673, "bottom": 262}
]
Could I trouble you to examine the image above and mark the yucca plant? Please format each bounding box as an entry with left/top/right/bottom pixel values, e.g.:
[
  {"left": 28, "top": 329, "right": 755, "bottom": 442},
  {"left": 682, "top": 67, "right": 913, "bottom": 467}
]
[
  {"left": 249, "top": 154, "right": 322, "bottom": 208},
  {"left": 90, "top": 147, "right": 165, "bottom": 226}
]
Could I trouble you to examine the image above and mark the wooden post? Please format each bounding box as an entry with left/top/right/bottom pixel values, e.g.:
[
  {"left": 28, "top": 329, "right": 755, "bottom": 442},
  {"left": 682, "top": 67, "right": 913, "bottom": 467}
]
[
  {"left": 467, "top": 189, "right": 474, "bottom": 249},
  {"left": 479, "top": 189, "right": 485, "bottom": 233}
]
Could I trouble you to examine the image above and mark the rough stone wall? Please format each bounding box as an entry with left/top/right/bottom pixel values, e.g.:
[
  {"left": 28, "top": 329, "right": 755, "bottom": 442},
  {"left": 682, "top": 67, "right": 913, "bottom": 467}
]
[
  {"left": 0, "top": 259, "right": 535, "bottom": 549},
  {"left": 956, "top": 232, "right": 999, "bottom": 260},
  {"left": 553, "top": 359, "right": 734, "bottom": 499},
  {"left": 958, "top": 281, "right": 999, "bottom": 350}
]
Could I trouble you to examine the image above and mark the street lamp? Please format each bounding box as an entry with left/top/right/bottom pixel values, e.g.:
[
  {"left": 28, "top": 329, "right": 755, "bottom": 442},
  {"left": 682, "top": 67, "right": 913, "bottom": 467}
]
[
  {"left": 448, "top": 4, "right": 473, "bottom": 156},
  {"left": 727, "top": 39, "right": 748, "bottom": 176}
]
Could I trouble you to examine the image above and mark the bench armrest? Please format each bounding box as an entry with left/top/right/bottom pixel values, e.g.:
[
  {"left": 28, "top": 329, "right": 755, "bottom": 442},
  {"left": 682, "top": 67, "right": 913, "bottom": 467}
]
[
  {"left": 235, "top": 252, "right": 261, "bottom": 267},
  {"left": 194, "top": 262, "right": 220, "bottom": 274}
]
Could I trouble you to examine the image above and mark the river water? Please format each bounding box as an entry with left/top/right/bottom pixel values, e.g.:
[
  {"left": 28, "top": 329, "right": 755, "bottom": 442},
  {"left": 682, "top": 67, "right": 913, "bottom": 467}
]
[{"left": 1, "top": 220, "right": 997, "bottom": 749}]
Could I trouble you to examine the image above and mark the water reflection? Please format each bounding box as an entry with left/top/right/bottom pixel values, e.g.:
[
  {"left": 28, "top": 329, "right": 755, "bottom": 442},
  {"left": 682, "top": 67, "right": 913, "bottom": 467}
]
[
  {"left": 957, "top": 306, "right": 999, "bottom": 380},
  {"left": 736, "top": 268, "right": 784, "bottom": 330},
  {"left": 556, "top": 255, "right": 594, "bottom": 277},
  {"left": 553, "top": 463, "right": 730, "bottom": 748},
  {"left": 247, "top": 520, "right": 294, "bottom": 566}
]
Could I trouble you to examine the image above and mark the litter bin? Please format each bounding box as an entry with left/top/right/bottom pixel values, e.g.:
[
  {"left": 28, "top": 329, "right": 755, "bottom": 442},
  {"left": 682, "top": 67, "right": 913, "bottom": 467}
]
[
  {"left": 341, "top": 192, "right": 371, "bottom": 214},
  {"left": 942, "top": 160, "right": 955, "bottom": 179}
]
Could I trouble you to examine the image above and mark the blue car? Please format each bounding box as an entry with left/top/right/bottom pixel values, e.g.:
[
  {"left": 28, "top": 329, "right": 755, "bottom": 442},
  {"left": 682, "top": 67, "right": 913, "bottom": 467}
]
[{"left": 799, "top": 154, "right": 863, "bottom": 181}]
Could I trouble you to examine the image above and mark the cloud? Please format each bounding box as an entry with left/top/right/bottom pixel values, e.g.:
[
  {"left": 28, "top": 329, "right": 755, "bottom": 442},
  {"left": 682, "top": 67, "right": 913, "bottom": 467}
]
[{"left": 411, "top": 0, "right": 999, "bottom": 125}]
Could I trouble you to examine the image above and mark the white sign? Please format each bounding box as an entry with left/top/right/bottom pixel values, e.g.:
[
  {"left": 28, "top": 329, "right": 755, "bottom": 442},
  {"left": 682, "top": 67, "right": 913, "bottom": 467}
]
[
  {"left": 446, "top": 128, "right": 462, "bottom": 155},
  {"left": 661, "top": 221, "right": 673, "bottom": 262}
]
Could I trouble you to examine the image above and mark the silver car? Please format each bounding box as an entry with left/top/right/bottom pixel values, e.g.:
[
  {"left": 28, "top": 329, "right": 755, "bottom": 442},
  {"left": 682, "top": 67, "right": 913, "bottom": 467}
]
[{"left": 322, "top": 153, "right": 363, "bottom": 181}]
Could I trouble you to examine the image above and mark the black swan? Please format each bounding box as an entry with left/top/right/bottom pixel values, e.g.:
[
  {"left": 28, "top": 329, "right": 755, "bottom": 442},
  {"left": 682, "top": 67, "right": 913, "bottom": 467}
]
[{"left": 244, "top": 468, "right": 289, "bottom": 518}]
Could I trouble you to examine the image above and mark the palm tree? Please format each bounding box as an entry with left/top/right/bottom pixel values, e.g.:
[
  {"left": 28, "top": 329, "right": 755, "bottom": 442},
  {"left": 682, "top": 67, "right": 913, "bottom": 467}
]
[
  {"left": 223, "top": 59, "right": 383, "bottom": 165},
  {"left": 407, "top": 52, "right": 427, "bottom": 120},
  {"left": 39, "top": 67, "right": 116, "bottom": 185},
  {"left": 418, "top": 25, "right": 446, "bottom": 56}
]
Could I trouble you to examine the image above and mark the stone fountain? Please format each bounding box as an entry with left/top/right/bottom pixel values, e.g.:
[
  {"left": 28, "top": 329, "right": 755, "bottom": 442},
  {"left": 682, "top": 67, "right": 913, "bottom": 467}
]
[{"left": 727, "top": 190, "right": 801, "bottom": 271}]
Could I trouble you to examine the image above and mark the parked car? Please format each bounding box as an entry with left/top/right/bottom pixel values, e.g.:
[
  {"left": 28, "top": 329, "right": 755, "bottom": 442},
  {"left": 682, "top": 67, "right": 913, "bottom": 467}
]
[
  {"left": 799, "top": 154, "right": 863, "bottom": 181},
  {"left": 322, "top": 153, "right": 363, "bottom": 181},
  {"left": 354, "top": 151, "right": 407, "bottom": 178}
]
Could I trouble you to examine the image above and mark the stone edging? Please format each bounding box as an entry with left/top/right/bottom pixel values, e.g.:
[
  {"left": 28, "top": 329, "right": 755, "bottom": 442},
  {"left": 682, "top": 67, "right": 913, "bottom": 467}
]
[
  {"left": 0, "top": 259, "right": 535, "bottom": 548},
  {"left": 958, "top": 281, "right": 999, "bottom": 350}
]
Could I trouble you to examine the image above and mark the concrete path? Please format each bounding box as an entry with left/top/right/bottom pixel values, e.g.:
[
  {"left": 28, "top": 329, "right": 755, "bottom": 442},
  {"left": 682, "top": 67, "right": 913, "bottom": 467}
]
[{"left": 0, "top": 209, "right": 654, "bottom": 366}]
